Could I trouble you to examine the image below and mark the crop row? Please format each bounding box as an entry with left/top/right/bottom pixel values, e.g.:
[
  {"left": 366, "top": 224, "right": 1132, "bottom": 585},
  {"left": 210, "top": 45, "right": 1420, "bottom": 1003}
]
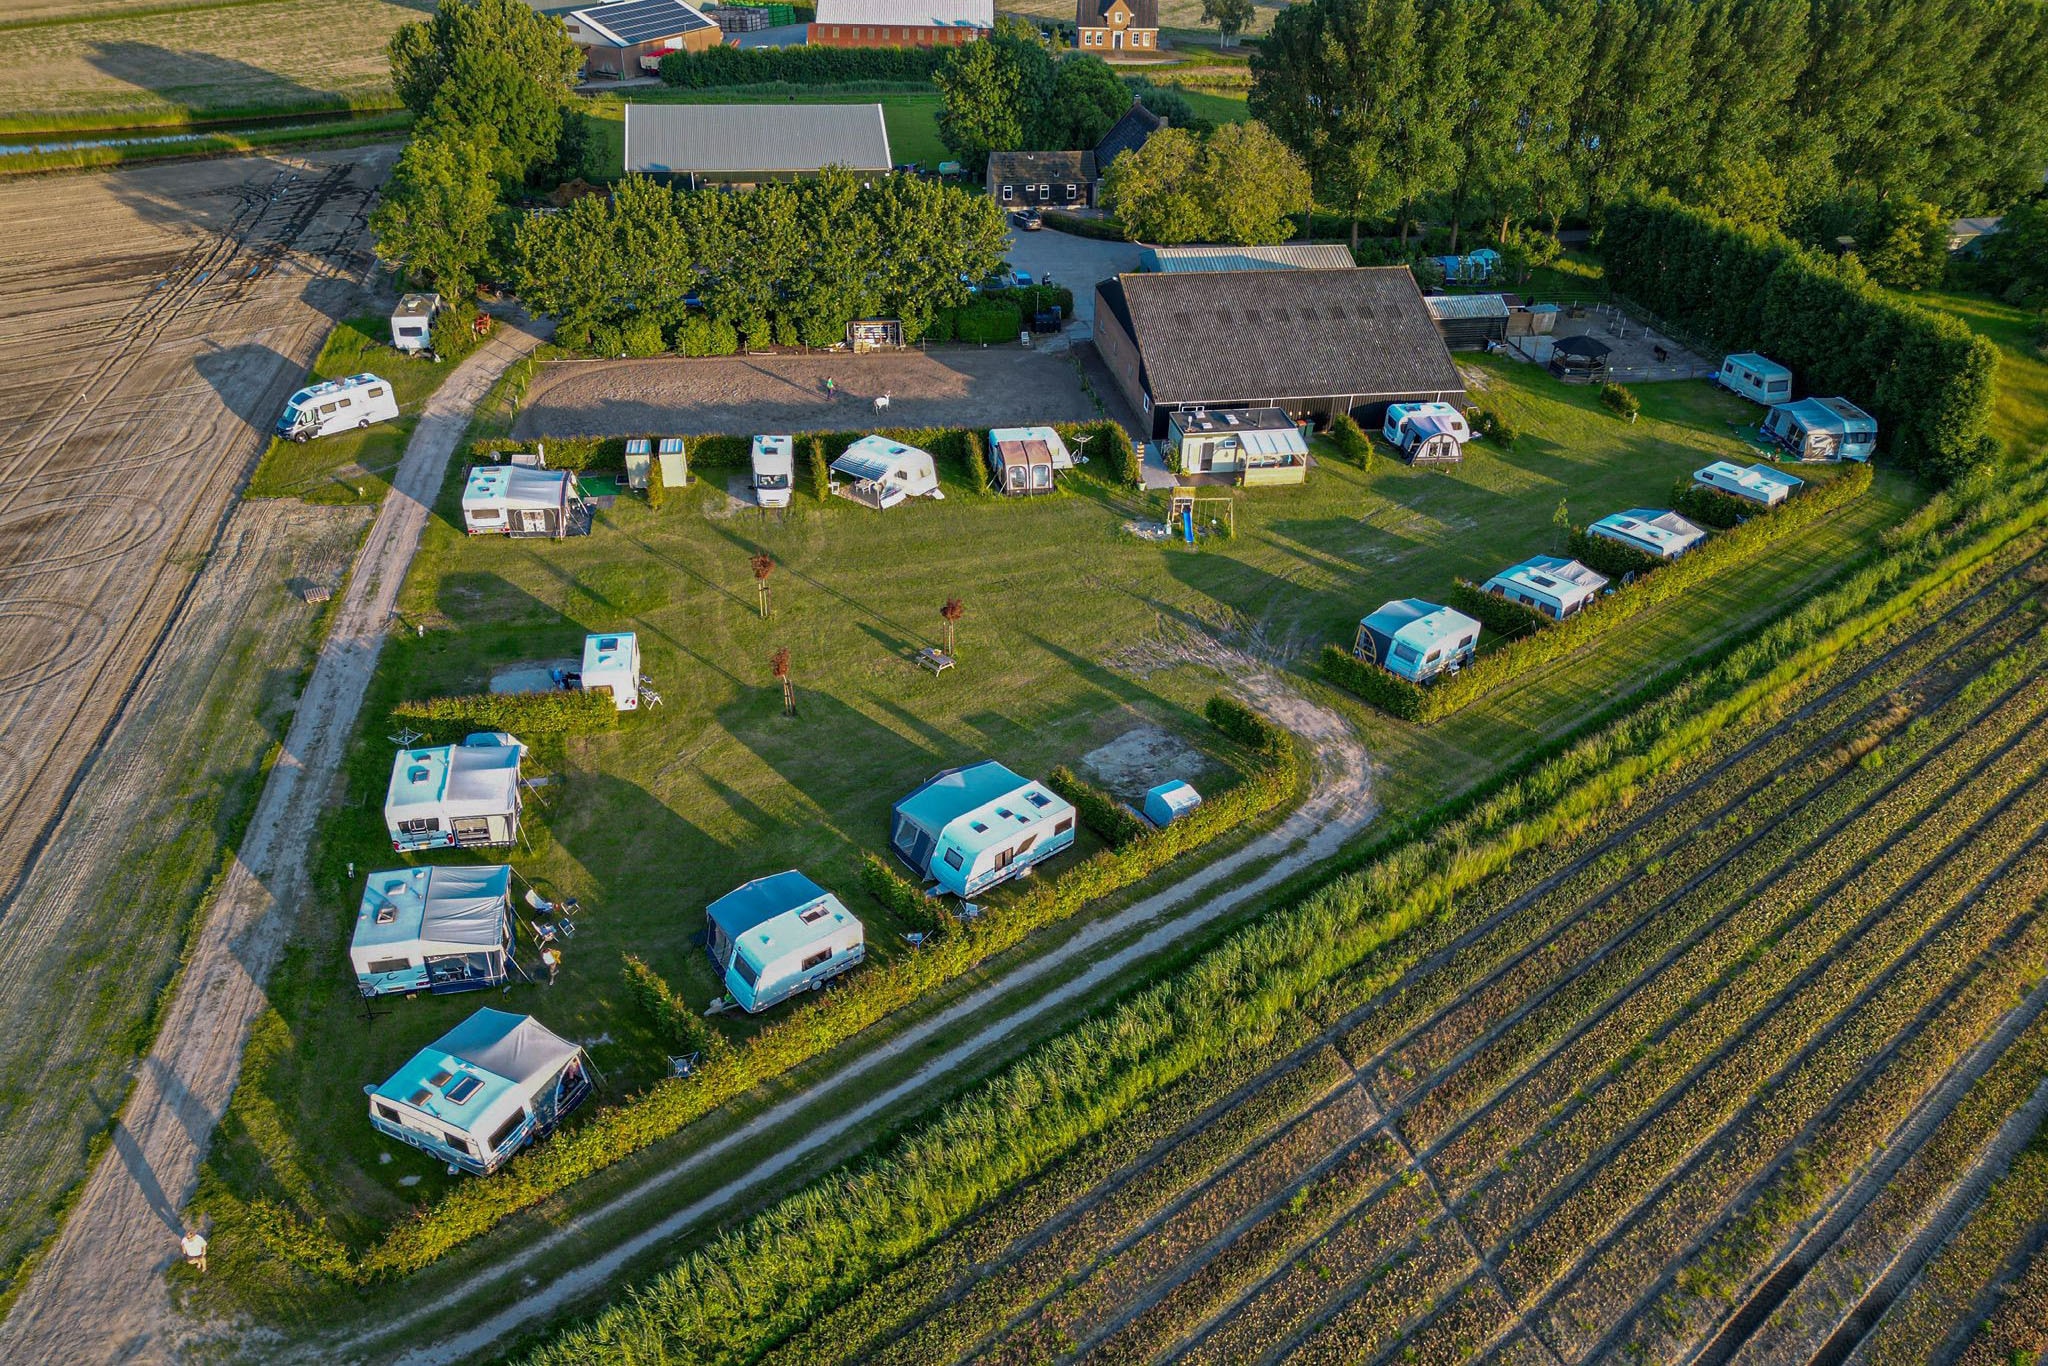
[
  {"left": 1172, "top": 1163, "right": 1444, "bottom": 1366},
  {"left": 1533, "top": 835, "right": 2048, "bottom": 1358},
  {"left": 1460, "top": 666, "right": 2048, "bottom": 1257},
  {"left": 972, "top": 1088, "right": 1381, "bottom": 1365},
  {"left": 1422, "top": 641, "right": 2048, "bottom": 1198},
  {"left": 1283, "top": 1227, "right": 1477, "bottom": 1365},
  {"left": 1712, "top": 971, "right": 2048, "bottom": 1365},
  {"left": 1380, "top": 1271, "right": 1520, "bottom": 1366},
  {"left": 1843, "top": 1100, "right": 2048, "bottom": 1365},
  {"left": 1951, "top": 1221, "right": 2048, "bottom": 1366},
  {"left": 1078, "top": 1134, "right": 1409, "bottom": 1364},
  {"left": 853, "top": 1045, "right": 1359, "bottom": 1366}
]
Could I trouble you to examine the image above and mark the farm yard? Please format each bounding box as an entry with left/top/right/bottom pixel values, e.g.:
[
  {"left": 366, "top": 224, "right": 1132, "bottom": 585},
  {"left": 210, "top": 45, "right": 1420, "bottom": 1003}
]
[
  {"left": 0, "top": 0, "right": 425, "bottom": 133},
  {"left": 183, "top": 341, "right": 1919, "bottom": 1337},
  {"left": 522, "top": 497, "right": 2048, "bottom": 1366}
]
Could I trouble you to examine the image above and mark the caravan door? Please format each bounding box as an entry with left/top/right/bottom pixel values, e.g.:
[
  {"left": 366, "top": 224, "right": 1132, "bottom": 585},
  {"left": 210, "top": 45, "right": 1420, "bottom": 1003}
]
[{"left": 518, "top": 508, "right": 550, "bottom": 534}]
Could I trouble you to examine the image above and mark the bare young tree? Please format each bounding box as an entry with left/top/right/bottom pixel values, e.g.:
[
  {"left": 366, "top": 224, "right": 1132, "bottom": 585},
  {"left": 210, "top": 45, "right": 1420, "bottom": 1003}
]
[
  {"left": 940, "top": 597, "right": 965, "bottom": 658},
  {"left": 750, "top": 553, "right": 775, "bottom": 619},
  {"left": 771, "top": 646, "right": 794, "bottom": 716}
]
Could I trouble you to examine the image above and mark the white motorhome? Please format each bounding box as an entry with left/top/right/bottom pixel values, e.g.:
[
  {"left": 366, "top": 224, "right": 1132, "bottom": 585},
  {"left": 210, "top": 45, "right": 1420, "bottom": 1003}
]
[
  {"left": 580, "top": 631, "right": 640, "bottom": 710},
  {"left": 752, "top": 435, "right": 794, "bottom": 508},
  {"left": 276, "top": 373, "right": 400, "bottom": 443}
]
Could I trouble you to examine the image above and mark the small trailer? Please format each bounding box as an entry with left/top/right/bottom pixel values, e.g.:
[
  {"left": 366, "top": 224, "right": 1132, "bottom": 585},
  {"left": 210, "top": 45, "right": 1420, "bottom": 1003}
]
[
  {"left": 275, "top": 373, "right": 399, "bottom": 443},
  {"left": 350, "top": 865, "right": 515, "bottom": 998},
  {"left": 1589, "top": 508, "right": 1707, "bottom": 559},
  {"left": 987, "top": 425, "right": 1072, "bottom": 496},
  {"left": 751, "top": 435, "right": 793, "bottom": 508},
  {"left": 891, "top": 761, "right": 1077, "bottom": 897},
  {"left": 1714, "top": 352, "right": 1792, "bottom": 406},
  {"left": 1694, "top": 460, "right": 1804, "bottom": 506},
  {"left": 366, "top": 1008, "right": 591, "bottom": 1175},
  {"left": 705, "top": 870, "right": 865, "bottom": 1013},
  {"left": 580, "top": 631, "right": 640, "bottom": 710},
  {"left": 390, "top": 293, "right": 442, "bottom": 356},
  {"left": 831, "top": 436, "right": 940, "bottom": 509},
  {"left": 1354, "top": 599, "right": 1481, "bottom": 682},
  {"left": 462, "top": 465, "right": 576, "bottom": 537},
  {"left": 1382, "top": 401, "right": 1471, "bottom": 464},
  {"left": 1481, "top": 555, "right": 1608, "bottom": 620},
  {"left": 384, "top": 740, "right": 523, "bottom": 852}
]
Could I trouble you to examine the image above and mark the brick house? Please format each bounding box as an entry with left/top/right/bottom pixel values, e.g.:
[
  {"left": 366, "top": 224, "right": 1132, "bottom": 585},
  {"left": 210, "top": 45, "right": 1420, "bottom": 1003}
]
[{"left": 1075, "top": 0, "right": 1158, "bottom": 53}]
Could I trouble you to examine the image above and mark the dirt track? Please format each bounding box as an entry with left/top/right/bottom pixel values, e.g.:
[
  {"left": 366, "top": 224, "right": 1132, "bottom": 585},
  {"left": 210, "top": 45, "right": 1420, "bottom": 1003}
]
[
  {"left": 512, "top": 348, "right": 1099, "bottom": 438},
  {"left": 0, "top": 313, "right": 552, "bottom": 1364},
  {"left": 0, "top": 148, "right": 392, "bottom": 1295}
]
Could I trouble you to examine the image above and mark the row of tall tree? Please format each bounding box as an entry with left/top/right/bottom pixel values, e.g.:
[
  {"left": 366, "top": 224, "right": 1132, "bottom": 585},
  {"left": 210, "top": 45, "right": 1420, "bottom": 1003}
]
[
  {"left": 512, "top": 172, "right": 1011, "bottom": 351},
  {"left": 1251, "top": 0, "right": 2048, "bottom": 248}
]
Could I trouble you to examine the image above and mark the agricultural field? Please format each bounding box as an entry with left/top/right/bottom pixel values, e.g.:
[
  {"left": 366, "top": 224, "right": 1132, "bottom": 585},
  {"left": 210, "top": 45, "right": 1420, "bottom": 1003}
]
[
  {"left": 0, "top": 0, "right": 424, "bottom": 134},
  {"left": 662, "top": 529, "right": 2048, "bottom": 1366},
  {"left": 188, "top": 343, "right": 1914, "bottom": 1318}
]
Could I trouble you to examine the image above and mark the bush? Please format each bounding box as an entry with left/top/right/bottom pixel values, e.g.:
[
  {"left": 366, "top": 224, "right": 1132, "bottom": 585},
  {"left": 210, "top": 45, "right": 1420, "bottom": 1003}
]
[
  {"left": 390, "top": 689, "right": 617, "bottom": 736},
  {"left": 675, "top": 315, "right": 740, "bottom": 357},
  {"left": 858, "top": 851, "right": 943, "bottom": 933},
  {"left": 1568, "top": 524, "right": 1667, "bottom": 578},
  {"left": 1322, "top": 463, "right": 1876, "bottom": 723},
  {"left": 645, "top": 471, "right": 665, "bottom": 510},
  {"left": 470, "top": 436, "right": 619, "bottom": 471},
  {"left": 621, "top": 955, "right": 707, "bottom": 1055},
  {"left": 1599, "top": 382, "right": 1640, "bottom": 420},
  {"left": 960, "top": 428, "right": 997, "bottom": 495},
  {"left": 953, "top": 299, "right": 1024, "bottom": 344},
  {"left": 1328, "top": 412, "right": 1373, "bottom": 467},
  {"left": 1446, "top": 578, "right": 1552, "bottom": 639},
  {"left": 1467, "top": 405, "right": 1519, "bottom": 448},
  {"left": 1082, "top": 420, "right": 1141, "bottom": 486},
  {"left": 1047, "top": 766, "right": 1147, "bottom": 848},
  {"left": 1672, "top": 479, "right": 1757, "bottom": 531},
  {"left": 1601, "top": 194, "right": 2000, "bottom": 481},
  {"left": 807, "top": 435, "right": 831, "bottom": 501},
  {"left": 658, "top": 45, "right": 942, "bottom": 89},
  {"left": 1038, "top": 209, "right": 1128, "bottom": 241},
  {"left": 1203, "top": 694, "right": 1288, "bottom": 759}
]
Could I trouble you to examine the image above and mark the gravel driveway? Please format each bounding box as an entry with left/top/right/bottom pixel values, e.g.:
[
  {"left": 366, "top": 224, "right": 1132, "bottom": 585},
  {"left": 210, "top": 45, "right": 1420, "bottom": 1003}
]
[
  {"left": 513, "top": 347, "right": 1099, "bottom": 438},
  {"left": 1003, "top": 225, "right": 1145, "bottom": 330}
]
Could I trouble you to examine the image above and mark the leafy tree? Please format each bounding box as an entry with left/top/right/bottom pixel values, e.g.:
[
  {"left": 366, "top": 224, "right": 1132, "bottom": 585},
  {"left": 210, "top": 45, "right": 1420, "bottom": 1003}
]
[
  {"left": 388, "top": 0, "right": 581, "bottom": 182},
  {"left": 1100, "top": 127, "right": 1211, "bottom": 242},
  {"left": 1200, "top": 121, "right": 1312, "bottom": 245},
  {"left": 1121, "top": 78, "right": 1206, "bottom": 134},
  {"left": 370, "top": 127, "right": 503, "bottom": 297},
  {"left": 1201, "top": 0, "right": 1256, "bottom": 45},
  {"left": 1858, "top": 196, "right": 1950, "bottom": 291},
  {"left": 1976, "top": 198, "right": 2048, "bottom": 304},
  {"left": 935, "top": 19, "right": 1052, "bottom": 162},
  {"left": 1038, "top": 55, "right": 1130, "bottom": 150}
]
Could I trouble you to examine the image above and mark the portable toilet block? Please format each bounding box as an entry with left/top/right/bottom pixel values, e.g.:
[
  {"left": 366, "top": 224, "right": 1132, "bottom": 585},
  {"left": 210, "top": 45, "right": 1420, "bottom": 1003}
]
[
  {"left": 1144, "top": 780, "right": 1202, "bottom": 827},
  {"left": 390, "top": 293, "right": 442, "bottom": 355},
  {"left": 658, "top": 437, "right": 688, "bottom": 488},
  {"left": 581, "top": 632, "right": 640, "bottom": 710},
  {"left": 624, "top": 439, "right": 652, "bottom": 492}
]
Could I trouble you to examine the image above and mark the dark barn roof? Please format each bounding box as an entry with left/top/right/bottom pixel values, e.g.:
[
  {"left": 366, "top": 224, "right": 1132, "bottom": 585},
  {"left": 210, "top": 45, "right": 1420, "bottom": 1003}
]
[
  {"left": 570, "top": 0, "right": 714, "bottom": 45},
  {"left": 1104, "top": 267, "right": 1464, "bottom": 405},
  {"left": 988, "top": 150, "right": 1097, "bottom": 183},
  {"left": 1094, "top": 101, "right": 1166, "bottom": 169},
  {"left": 1081, "top": 0, "right": 1159, "bottom": 25}
]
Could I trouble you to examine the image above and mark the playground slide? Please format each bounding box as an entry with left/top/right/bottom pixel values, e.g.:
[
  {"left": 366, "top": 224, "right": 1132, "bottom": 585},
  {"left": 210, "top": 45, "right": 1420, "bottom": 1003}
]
[{"left": 1182, "top": 508, "right": 1195, "bottom": 544}]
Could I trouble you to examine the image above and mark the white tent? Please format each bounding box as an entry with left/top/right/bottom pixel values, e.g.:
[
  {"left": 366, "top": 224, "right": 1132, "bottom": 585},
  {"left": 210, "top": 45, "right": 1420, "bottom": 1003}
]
[
  {"left": 581, "top": 632, "right": 641, "bottom": 710},
  {"left": 384, "top": 743, "right": 523, "bottom": 851},
  {"left": 350, "top": 865, "right": 514, "bottom": 996},
  {"left": 831, "top": 436, "right": 939, "bottom": 509}
]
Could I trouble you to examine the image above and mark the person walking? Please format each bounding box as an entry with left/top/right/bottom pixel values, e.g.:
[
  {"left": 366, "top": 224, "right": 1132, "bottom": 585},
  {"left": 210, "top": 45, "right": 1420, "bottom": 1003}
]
[
  {"left": 541, "top": 945, "right": 560, "bottom": 986},
  {"left": 180, "top": 1229, "right": 208, "bottom": 1274}
]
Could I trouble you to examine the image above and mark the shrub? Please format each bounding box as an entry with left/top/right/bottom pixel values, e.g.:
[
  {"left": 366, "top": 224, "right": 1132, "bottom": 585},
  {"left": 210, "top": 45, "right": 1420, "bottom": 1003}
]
[
  {"left": 644, "top": 471, "right": 665, "bottom": 510},
  {"left": 621, "top": 955, "right": 707, "bottom": 1055},
  {"left": 1081, "top": 420, "right": 1141, "bottom": 486},
  {"left": 953, "top": 299, "right": 1024, "bottom": 344},
  {"left": 658, "top": 45, "right": 942, "bottom": 89},
  {"left": 1203, "top": 695, "right": 1289, "bottom": 759},
  {"left": 470, "top": 436, "right": 619, "bottom": 471},
  {"left": 1672, "top": 479, "right": 1756, "bottom": 531},
  {"left": 1599, "top": 382, "right": 1640, "bottom": 420},
  {"left": 675, "top": 315, "right": 740, "bottom": 357},
  {"left": 1328, "top": 412, "right": 1373, "bottom": 467},
  {"left": 858, "top": 851, "right": 942, "bottom": 933},
  {"left": 390, "top": 689, "right": 617, "bottom": 736},
  {"left": 807, "top": 435, "right": 831, "bottom": 501},
  {"left": 1317, "top": 644, "right": 1428, "bottom": 721},
  {"left": 1038, "top": 209, "right": 1127, "bottom": 241},
  {"left": 959, "top": 429, "right": 996, "bottom": 495},
  {"left": 1446, "top": 578, "right": 1552, "bottom": 638},
  {"left": 1047, "top": 766, "right": 1147, "bottom": 848},
  {"left": 1467, "top": 405, "right": 1519, "bottom": 448}
]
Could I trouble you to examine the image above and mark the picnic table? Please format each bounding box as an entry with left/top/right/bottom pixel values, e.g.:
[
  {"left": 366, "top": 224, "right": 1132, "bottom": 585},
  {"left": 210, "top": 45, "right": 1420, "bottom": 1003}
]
[{"left": 916, "top": 647, "right": 955, "bottom": 675}]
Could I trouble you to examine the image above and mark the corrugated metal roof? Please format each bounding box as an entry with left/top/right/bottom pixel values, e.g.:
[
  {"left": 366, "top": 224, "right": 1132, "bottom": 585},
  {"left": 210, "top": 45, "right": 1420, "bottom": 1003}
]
[
  {"left": 624, "top": 102, "right": 892, "bottom": 175},
  {"left": 813, "top": 0, "right": 992, "bottom": 25},
  {"left": 1144, "top": 243, "right": 1356, "bottom": 273},
  {"left": 1424, "top": 293, "right": 1510, "bottom": 320}
]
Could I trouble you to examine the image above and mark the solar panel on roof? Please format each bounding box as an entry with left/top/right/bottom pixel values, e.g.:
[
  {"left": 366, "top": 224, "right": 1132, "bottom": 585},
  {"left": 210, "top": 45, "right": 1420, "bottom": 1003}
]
[{"left": 583, "top": 0, "right": 709, "bottom": 42}]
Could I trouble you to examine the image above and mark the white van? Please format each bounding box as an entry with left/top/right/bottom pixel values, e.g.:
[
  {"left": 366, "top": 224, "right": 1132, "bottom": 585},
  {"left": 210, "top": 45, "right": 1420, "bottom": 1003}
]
[{"left": 276, "top": 373, "right": 400, "bottom": 443}]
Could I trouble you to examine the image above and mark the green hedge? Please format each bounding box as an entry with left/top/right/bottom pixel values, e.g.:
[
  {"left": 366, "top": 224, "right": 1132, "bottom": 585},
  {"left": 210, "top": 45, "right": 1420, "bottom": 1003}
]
[
  {"left": 1601, "top": 194, "right": 2000, "bottom": 481},
  {"left": 1321, "top": 463, "right": 1876, "bottom": 724},
  {"left": 622, "top": 955, "right": 711, "bottom": 1056},
  {"left": 1083, "top": 420, "right": 1140, "bottom": 486},
  {"left": 1568, "top": 524, "right": 1667, "bottom": 578},
  {"left": 324, "top": 694, "right": 1299, "bottom": 1279},
  {"left": 858, "top": 851, "right": 943, "bottom": 934},
  {"left": 390, "top": 690, "right": 617, "bottom": 736},
  {"left": 1047, "top": 765, "right": 1147, "bottom": 848},
  {"left": 807, "top": 436, "right": 830, "bottom": 501},
  {"left": 1672, "top": 479, "right": 1758, "bottom": 531},
  {"left": 469, "top": 437, "right": 619, "bottom": 472},
  {"left": 951, "top": 300, "right": 1024, "bottom": 345},
  {"left": 1328, "top": 412, "right": 1372, "bottom": 467},
  {"left": 521, "top": 466, "right": 2048, "bottom": 1366},
  {"left": 1038, "top": 209, "right": 1128, "bottom": 241},
  {"left": 658, "top": 45, "right": 942, "bottom": 89},
  {"left": 1446, "top": 578, "right": 1552, "bottom": 639}
]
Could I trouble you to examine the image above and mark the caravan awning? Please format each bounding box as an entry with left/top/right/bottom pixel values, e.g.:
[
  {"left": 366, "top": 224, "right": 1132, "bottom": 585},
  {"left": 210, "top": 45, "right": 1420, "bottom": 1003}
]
[{"left": 354, "top": 866, "right": 511, "bottom": 961}]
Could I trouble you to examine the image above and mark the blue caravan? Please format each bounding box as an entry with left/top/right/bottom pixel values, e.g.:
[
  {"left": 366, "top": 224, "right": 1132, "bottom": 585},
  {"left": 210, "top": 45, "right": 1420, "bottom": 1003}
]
[
  {"left": 365, "top": 1008, "right": 590, "bottom": 1175},
  {"left": 1714, "top": 352, "right": 1793, "bottom": 406},
  {"left": 704, "top": 871, "right": 865, "bottom": 1013},
  {"left": 891, "top": 762, "right": 1076, "bottom": 897},
  {"left": 1762, "top": 397, "right": 1877, "bottom": 462},
  {"left": 1353, "top": 599, "right": 1481, "bottom": 682}
]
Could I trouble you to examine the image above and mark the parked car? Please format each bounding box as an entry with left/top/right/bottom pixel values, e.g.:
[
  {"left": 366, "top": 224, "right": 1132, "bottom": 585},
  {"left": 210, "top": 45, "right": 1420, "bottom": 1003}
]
[{"left": 1018, "top": 209, "right": 1044, "bottom": 231}]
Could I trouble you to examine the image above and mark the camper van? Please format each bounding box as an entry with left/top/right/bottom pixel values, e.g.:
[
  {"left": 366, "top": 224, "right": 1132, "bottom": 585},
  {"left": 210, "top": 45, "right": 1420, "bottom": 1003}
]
[
  {"left": 1714, "top": 352, "right": 1792, "bottom": 406},
  {"left": 384, "top": 742, "right": 523, "bottom": 852},
  {"left": 704, "top": 871, "right": 865, "bottom": 1013},
  {"left": 891, "top": 761, "right": 1077, "bottom": 898},
  {"left": 1354, "top": 600, "right": 1481, "bottom": 682},
  {"left": 751, "top": 435, "right": 794, "bottom": 508},
  {"left": 1381, "top": 401, "right": 1471, "bottom": 464},
  {"left": 275, "top": 374, "right": 400, "bottom": 443},
  {"left": 580, "top": 632, "right": 640, "bottom": 710},
  {"left": 350, "top": 865, "right": 515, "bottom": 997}
]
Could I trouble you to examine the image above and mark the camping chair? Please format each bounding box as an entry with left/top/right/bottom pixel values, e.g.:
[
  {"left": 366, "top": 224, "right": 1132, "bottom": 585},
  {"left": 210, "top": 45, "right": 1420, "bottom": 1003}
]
[
  {"left": 525, "top": 888, "right": 555, "bottom": 917},
  {"left": 669, "top": 1051, "right": 702, "bottom": 1080},
  {"left": 958, "top": 902, "right": 983, "bottom": 921},
  {"left": 901, "top": 932, "right": 927, "bottom": 949}
]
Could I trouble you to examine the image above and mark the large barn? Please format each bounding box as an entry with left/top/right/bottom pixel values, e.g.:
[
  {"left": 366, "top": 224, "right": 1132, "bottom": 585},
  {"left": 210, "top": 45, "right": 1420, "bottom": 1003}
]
[
  {"left": 1093, "top": 266, "right": 1465, "bottom": 437},
  {"left": 808, "top": 0, "right": 992, "bottom": 46},
  {"left": 563, "top": 0, "right": 719, "bottom": 77},
  {"left": 623, "top": 102, "right": 893, "bottom": 186}
]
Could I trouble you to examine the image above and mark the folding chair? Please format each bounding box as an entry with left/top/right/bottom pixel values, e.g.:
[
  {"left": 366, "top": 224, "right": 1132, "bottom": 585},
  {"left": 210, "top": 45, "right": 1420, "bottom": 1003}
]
[
  {"left": 669, "top": 1051, "right": 702, "bottom": 1080},
  {"left": 524, "top": 888, "right": 555, "bottom": 916}
]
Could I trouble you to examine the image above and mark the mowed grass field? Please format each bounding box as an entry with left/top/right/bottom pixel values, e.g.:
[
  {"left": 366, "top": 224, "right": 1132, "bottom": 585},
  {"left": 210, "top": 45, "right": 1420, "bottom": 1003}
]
[
  {"left": 0, "top": 0, "right": 425, "bottom": 132},
  {"left": 196, "top": 351, "right": 1912, "bottom": 1258},
  {"left": 580, "top": 88, "right": 949, "bottom": 176},
  {"left": 1915, "top": 289, "right": 2048, "bottom": 458}
]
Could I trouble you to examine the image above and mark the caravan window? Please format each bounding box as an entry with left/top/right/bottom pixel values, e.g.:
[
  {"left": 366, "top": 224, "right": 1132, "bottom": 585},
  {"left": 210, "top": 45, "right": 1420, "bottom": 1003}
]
[
  {"left": 800, "top": 948, "right": 833, "bottom": 972},
  {"left": 1026, "top": 792, "right": 1050, "bottom": 809},
  {"left": 365, "top": 957, "right": 412, "bottom": 976},
  {"left": 486, "top": 1111, "right": 526, "bottom": 1152},
  {"left": 368, "top": 386, "right": 387, "bottom": 399},
  {"left": 732, "top": 955, "right": 760, "bottom": 988},
  {"left": 943, "top": 848, "right": 964, "bottom": 870},
  {"left": 1391, "top": 644, "right": 1421, "bottom": 665},
  {"left": 798, "top": 903, "right": 830, "bottom": 925},
  {"left": 373, "top": 1101, "right": 402, "bottom": 1124},
  {"left": 1054, "top": 817, "right": 1073, "bottom": 835},
  {"left": 1767, "top": 380, "right": 1789, "bottom": 395}
]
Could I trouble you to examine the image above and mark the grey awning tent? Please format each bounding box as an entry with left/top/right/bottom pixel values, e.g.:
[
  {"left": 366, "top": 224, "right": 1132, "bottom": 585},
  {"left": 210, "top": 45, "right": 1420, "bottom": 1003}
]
[{"left": 436, "top": 1008, "right": 583, "bottom": 1088}]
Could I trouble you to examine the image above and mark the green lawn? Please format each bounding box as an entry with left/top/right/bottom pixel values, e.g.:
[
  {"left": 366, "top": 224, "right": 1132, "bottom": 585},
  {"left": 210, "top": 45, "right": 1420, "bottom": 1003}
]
[
  {"left": 1166, "top": 85, "right": 1251, "bottom": 126},
  {"left": 1912, "top": 289, "right": 2048, "bottom": 459},
  {"left": 246, "top": 312, "right": 480, "bottom": 505},
  {"left": 580, "top": 87, "right": 949, "bottom": 178},
  {"left": 196, "top": 352, "right": 1916, "bottom": 1273}
]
